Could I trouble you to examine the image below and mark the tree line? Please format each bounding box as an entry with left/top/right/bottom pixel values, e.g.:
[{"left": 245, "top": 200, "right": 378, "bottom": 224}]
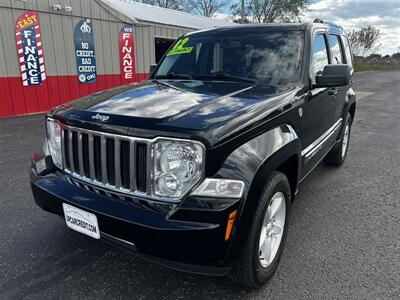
[
  {"left": 139, "top": 0, "right": 310, "bottom": 20},
  {"left": 138, "top": 0, "right": 393, "bottom": 58}
]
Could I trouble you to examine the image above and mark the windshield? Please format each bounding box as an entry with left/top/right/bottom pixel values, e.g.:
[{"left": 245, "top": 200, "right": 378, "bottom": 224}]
[{"left": 155, "top": 30, "right": 304, "bottom": 85}]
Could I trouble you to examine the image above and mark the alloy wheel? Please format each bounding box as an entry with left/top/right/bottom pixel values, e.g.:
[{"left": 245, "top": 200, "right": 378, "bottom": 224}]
[{"left": 259, "top": 192, "right": 286, "bottom": 268}]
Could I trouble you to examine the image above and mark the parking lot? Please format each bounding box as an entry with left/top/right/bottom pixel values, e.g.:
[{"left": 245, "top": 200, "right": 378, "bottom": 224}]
[{"left": 0, "top": 71, "right": 399, "bottom": 299}]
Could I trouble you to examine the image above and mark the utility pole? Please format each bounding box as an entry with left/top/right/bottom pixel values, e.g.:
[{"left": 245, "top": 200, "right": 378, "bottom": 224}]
[{"left": 240, "top": 0, "right": 244, "bottom": 24}]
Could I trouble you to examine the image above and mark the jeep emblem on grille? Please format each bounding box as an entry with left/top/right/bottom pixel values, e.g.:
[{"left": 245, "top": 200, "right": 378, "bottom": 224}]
[{"left": 91, "top": 113, "right": 110, "bottom": 122}]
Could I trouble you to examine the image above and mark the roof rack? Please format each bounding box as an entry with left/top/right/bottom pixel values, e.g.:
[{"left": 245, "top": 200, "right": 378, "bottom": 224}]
[{"left": 313, "top": 18, "right": 343, "bottom": 29}]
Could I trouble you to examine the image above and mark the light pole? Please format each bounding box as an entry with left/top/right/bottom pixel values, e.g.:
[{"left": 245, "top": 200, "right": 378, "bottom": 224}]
[{"left": 240, "top": 0, "right": 244, "bottom": 24}]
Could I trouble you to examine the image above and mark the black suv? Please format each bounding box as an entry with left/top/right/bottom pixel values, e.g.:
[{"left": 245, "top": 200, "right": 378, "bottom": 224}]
[{"left": 30, "top": 20, "right": 356, "bottom": 287}]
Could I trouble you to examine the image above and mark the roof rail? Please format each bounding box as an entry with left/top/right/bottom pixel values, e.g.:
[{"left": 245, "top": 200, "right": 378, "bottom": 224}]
[{"left": 313, "top": 18, "right": 343, "bottom": 29}]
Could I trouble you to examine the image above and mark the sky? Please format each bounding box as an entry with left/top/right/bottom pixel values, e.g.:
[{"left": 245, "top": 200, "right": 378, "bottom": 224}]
[
  {"left": 216, "top": 0, "right": 400, "bottom": 56},
  {"left": 302, "top": 0, "right": 400, "bottom": 55}
]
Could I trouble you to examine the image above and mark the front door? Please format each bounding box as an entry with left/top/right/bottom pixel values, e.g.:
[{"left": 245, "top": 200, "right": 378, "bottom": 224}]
[{"left": 299, "top": 33, "right": 341, "bottom": 177}]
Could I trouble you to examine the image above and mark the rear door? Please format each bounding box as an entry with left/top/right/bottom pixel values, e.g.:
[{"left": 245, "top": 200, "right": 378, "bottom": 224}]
[
  {"left": 327, "top": 33, "right": 348, "bottom": 122},
  {"left": 300, "top": 32, "right": 340, "bottom": 177}
]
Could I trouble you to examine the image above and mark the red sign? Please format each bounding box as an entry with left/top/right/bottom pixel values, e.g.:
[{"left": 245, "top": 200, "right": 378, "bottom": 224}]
[
  {"left": 15, "top": 11, "right": 46, "bottom": 86},
  {"left": 119, "top": 26, "right": 136, "bottom": 82}
]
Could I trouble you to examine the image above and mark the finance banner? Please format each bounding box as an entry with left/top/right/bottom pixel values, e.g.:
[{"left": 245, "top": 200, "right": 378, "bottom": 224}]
[
  {"left": 119, "top": 25, "right": 136, "bottom": 81},
  {"left": 15, "top": 11, "right": 46, "bottom": 86},
  {"left": 74, "top": 18, "right": 96, "bottom": 83}
]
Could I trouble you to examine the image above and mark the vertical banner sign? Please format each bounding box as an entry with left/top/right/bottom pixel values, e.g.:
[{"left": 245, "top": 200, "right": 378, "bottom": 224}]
[
  {"left": 119, "top": 26, "right": 136, "bottom": 81},
  {"left": 74, "top": 19, "right": 96, "bottom": 83},
  {"left": 15, "top": 11, "right": 46, "bottom": 86}
]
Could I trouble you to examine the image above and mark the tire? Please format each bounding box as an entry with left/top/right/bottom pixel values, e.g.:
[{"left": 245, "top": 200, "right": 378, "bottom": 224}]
[
  {"left": 324, "top": 112, "right": 352, "bottom": 166},
  {"left": 230, "top": 171, "right": 291, "bottom": 288}
]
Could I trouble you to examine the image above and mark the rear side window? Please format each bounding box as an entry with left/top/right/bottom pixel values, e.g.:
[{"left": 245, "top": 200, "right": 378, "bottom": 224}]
[
  {"left": 312, "top": 34, "right": 329, "bottom": 75},
  {"left": 342, "top": 36, "right": 353, "bottom": 67},
  {"left": 329, "top": 35, "right": 344, "bottom": 64}
]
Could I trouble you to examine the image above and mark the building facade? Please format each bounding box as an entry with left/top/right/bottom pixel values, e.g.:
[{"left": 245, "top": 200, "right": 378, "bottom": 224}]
[{"left": 0, "top": 0, "right": 229, "bottom": 118}]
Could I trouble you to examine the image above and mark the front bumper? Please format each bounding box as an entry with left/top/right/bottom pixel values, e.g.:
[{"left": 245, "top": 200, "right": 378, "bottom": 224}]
[{"left": 30, "top": 157, "right": 241, "bottom": 276}]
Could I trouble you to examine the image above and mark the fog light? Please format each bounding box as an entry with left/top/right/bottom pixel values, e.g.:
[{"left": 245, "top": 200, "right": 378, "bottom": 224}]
[{"left": 157, "top": 173, "right": 179, "bottom": 196}]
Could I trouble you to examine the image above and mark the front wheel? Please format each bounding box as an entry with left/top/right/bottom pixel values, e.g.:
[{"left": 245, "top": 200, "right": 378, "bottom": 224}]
[
  {"left": 230, "top": 171, "right": 291, "bottom": 288},
  {"left": 324, "top": 112, "right": 352, "bottom": 166}
]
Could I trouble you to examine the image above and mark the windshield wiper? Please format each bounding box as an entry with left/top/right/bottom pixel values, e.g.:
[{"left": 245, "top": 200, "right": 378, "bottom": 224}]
[
  {"left": 155, "top": 72, "right": 194, "bottom": 80},
  {"left": 197, "top": 72, "right": 258, "bottom": 83}
]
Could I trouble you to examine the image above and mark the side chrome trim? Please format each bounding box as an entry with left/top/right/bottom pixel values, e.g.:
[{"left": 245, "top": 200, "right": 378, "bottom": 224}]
[
  {"left": 301, "top": 118, "right": 343, "bottom": 160},
  {"left": 311, "top": 87, "right": 327, "bottom": 96},
  {"left": 299, "top": 141, "right": 338, "bottom": 183}
]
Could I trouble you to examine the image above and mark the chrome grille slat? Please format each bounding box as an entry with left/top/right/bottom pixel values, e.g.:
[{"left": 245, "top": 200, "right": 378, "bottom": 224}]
[
  {"left": 114, "top": 138, "right": 121, "bottom": 188},
  {"left": 62, "top": 125, "right": 150, "bottom": 197},
  {"left": 61, "top": 130, "right": 66, "bottom": 169},
  {"left": 129, "top": 140, "right": 136, "bottom": 192},
  {"left": 88, "top": 133, "right": 95, "bottom": 180},
  {"left": 78, "top": 132, "right": 84, "bottom": 175},
  {"left": 68, "top": 130, "right": 75, "bottom": 173},
  {"left": 146, "top": 146, "right": 152, "bottom": 194},
  {"left": 101, "top": 136, "right": 107, "bottom": 184}
]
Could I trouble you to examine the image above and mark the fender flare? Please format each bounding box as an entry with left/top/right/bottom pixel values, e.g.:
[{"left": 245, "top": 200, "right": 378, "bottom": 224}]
[
  {"left": 215, "top": 125, "right": 302, "bottom": 264},
  {"left": 216, "top": 124, "right": 301, "bottom": 199},
  {"left": 337, "top": 88, "right": 356, "bottom": 140}
]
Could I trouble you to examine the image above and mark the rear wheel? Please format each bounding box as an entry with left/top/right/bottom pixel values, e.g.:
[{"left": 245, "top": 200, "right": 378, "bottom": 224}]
[
  {"left": 230, "top": 171, "right": 291, "bottom": 288},
  {"left": 324, "top": 112, "right": 352, "bottom": 166}
]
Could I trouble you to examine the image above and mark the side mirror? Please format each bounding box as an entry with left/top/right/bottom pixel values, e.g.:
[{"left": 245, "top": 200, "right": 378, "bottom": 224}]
[
  {"left": 150, "top": 64, "right": 157, "bottom": 73},
  {"left": 315, "top": 64, "right": 352, "bottom": 87}
]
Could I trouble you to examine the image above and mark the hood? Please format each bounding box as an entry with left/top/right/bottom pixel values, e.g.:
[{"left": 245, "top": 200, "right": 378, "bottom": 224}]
[{"left": 51, "top": 80, "right": 298, "bottom": 146}]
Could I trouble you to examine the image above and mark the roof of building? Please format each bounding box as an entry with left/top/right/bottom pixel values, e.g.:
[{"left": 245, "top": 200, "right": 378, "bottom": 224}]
[{"left": 100, "top": 0, "right": 234, "bottom": 30}]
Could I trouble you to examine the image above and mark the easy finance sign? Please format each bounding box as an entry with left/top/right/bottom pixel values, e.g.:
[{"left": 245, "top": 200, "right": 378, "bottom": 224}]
[
  {"left": 74, "top": 19, "right": 96, "bottom": 83},
  {"left": 15, "top": 11, "right": 46, "bottom": 86},
  {"left": 119, "top": 26, "right": 136, "bottom": 81}
]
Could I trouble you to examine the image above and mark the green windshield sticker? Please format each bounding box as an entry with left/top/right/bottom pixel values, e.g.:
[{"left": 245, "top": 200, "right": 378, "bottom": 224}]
[{"left": 167, "top": 37, "right": 193, "bottom": 56}]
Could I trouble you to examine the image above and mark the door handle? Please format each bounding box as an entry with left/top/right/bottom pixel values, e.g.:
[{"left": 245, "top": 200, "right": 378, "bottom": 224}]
[{"left": 328, "top": 88, "right": 338, "bottom": 96}]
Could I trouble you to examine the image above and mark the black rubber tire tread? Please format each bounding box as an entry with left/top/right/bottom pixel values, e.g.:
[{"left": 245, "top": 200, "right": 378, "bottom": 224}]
[
  {"left": 230, "top": 171, "right": 291, "bottom": 288},
  {"left": 324, "top": 112, "right": 352, "bottom": 167}
]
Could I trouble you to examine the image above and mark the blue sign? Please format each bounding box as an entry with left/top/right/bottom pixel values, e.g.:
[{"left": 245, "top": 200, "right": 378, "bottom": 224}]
[{"left": 74, "top": 19, "right": 96, "bottom": 83}]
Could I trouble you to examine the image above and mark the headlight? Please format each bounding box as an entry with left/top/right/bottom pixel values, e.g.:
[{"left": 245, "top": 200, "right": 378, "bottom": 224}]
[
  {"left": 152, "top": 139, "right": 205, "bottom": 198},
  {"left": 46, "top": 118, "right": 63, "bottom": 169}
]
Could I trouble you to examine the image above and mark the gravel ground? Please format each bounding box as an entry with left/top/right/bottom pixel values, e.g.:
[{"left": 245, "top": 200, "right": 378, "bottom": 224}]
[{"left": 0, "top": 71, "right": 399, "bottom": 299}]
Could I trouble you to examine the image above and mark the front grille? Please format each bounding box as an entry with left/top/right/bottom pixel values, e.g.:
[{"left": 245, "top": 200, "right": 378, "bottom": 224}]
[{"left": 61, "top": 125, "right": 151, "bottom": 195}]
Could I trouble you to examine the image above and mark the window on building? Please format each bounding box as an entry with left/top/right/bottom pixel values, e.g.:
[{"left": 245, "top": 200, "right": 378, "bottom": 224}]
[
  {"left": 329, "top": 34, "right": 344, "bottom": 64},
  {"left": 155, "top": 37, "right": 176, "bottom": 63}
]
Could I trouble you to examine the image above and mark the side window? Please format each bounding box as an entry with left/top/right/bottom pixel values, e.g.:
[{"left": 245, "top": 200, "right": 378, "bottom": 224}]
[
  {"left": 212, "top": 43, "right": 223, "bottom": 73},
  {"left": 312, "top": 34, "right": 329, "bottom": 76},
  {"left": 329, "top": 34, "right": 344, "bottom": 64},
  {"left": 342, "top": 36, "right": 353, "bottom": 67}
]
